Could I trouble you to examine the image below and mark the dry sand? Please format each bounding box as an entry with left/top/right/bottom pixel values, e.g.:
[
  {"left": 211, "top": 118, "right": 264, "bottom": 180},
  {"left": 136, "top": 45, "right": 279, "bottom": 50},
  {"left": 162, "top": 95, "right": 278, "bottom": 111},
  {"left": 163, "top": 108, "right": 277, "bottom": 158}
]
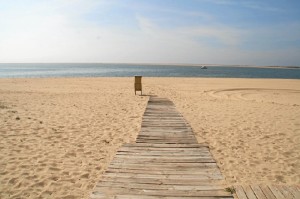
[{"left": 0, "top": 77, "right": 299, "bottom": 198}]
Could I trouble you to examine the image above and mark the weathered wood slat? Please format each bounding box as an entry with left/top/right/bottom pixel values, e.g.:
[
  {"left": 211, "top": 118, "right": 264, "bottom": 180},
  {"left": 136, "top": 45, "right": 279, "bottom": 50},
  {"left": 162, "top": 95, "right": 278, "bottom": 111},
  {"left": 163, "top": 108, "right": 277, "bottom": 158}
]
[
  {"left": 268, "top": 185, "right": 286, "bottom": 199},
  {"left": 118, "top": 148, "right": 210, "bottom": 153},
  {"left": 259, "top": 185, "right": 276, "bottom": 199},
  {"left": 122, "top": 143, "right": 209, "bottom": 147},
  {"left": 117, "top": 149, "right": 210, "bottom": 154},
  {"left": 116, "top": 148, "right": 211, "bottom": 153},
  {"left": 135, "top": 140, "right": 196, "bottom": 143},
  {"left": 105, "top": 168, "right": 221, "bottom": 175},
  {"left": 115, "top": 151, "right": 212, "bottom": 156},
  {"left": 251, "top": 185, "right": 267, "bottom": 199},
  {"left": 95, "top": 181, "right": 224, "bottom": 191},
  {"left": 114, "top": 196, "right": 232, "bottom": 199},
  {"left": 99, "top": 176, "right": 225, "bottom": 186},
  {"left": 115, "top": 153, "right": 212, "bottom": 157},
  {"left": 234, "top": 185, "right": 248, "bottom": 199},
  {"left": 108, "top": 164, "right": 219, "bottom": 173},
  {"left": 108, "top": 163, "right": 219, "bottom": 170},
  {"left": 275, "top": 185, "right": 295, "bottom": 199},
  {"left": 288, "top": 186, "right": 300, "bottom": 198},
  {"left": 111, "top": 158, "right": 216, "bottom": 164},
  {"left": 116, "top": 150, "right": 211, "bottom": 154},
  {"left": 112, "top": 156, "right": 214, "bottom": 161},
  {"left": 243, "top": 185, "right": 257, "bottom": 199},
  {"left": 93, "top": 187, "right": 232, "bottom": 197},
  {"left": 102, "top": 172, "right": 223, "bottom": 180}
]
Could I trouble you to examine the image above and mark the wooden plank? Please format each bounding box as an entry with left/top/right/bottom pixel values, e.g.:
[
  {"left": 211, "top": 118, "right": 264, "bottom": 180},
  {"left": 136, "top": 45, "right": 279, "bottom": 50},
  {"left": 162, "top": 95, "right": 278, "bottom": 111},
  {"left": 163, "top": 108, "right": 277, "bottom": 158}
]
[
  {"left": 117, "top": 148, "right": 211, "bottom": 153},
  {"left": 138, "top": 133, "right": 195, "bottom": 137},
  {"left": 259, "top": 185, "right": 276, "bottom": 199},
  {"left": 275, "top": 185, "right": 294, "bottom": 199},
  {"left": 115, "top": 153, "right": 212, "bottom": 158},
  {"left": 135, "top": 140, "right": 197, "bottom": 143},
  {"left": 108, "top": 162, "right": 218, "bottom": 169},
  {"left": 139, "top": 130, "right": 193, "bottom": 133},
  {"left": 115, "top": 154, "right": 212, "bottom": 158},
  {"left": 108, "top": 163, "right": 219, "bottom": 171},
  {"left": 136, "top": 138, "right": 197, "bottom": 141},
  {"left": 140, "top": 127, "right": 193, "bottom": 130},
  {"left": 135, "top": 139, "right": 197, "bottom": 143},
  {"left": 141, "top": 121, "right": 188, "bottom": 123},
  {"left": 122, "top": 143, "right": 209, "bottom": 148},
  {"left": 139, "top": 131, "right": 194, "bottom": 134},
  {"left": 116, "top": 149, "right": 211, "bottom": 154},
  {"left": 105, "top": 168, "right": 221, "bottom": 175},
  {"left": 117, "top": 150, "right": 211, "bottom": 154},
  {"left": 115, "top": 153, "right": 211, "bottom": 157},
  {"left": 117, "top": 147, "right": 209, "bottom": 152},
  {"left": 99, "top": 176, "right": 224, "bottom": 186},
  {"left": 113, "top": 155, "right": 214, "bottom": 161},
  {"left": 115, "top": 195, "right": 233, "bottom": 199},
  {"left": 251, "top": 185, "right": 267, "bottom": 199},
  {"left": 116, "top": 151, "right": 211, "bottom": 155},
  {"left": 140, "top": 131, "right": 194, "bottom": 134},
  {"left": 93, "top": 187, "right": 233, "bottom": 197},
  {"left": 95, "top": 181, "right": 224, "bottom": 191},
  {"left": 243, "top": 185, "right": 257, "bottom": 199},
  {"left": 108, "top": 162, "right": 219, "bottom": 169},
  {"left": 137, "top": 135, "right": 196, "bottom": 139},
  {"left": 288, "top": 186, "right": 300, "bottom": 198},
  {"left": 234, "top": 185, "right": 248, "bottom": 199},
  {"left": 136, "top": 135, "right": 195, "bottom": 138},
  {"left": 111, "top": 158, "right": 216, "bottom": 163},
  {"left": 268, "top": 185, "right": 285, "bottom": 199},
  {"left": 102, "top": 173, "right": 223, "bottom": 180}
]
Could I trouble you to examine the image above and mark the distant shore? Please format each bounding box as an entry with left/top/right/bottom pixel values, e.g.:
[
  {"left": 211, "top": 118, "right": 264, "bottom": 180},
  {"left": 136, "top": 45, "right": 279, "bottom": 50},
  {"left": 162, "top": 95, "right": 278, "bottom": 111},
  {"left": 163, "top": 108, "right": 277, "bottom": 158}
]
[{"left": 79, "top": 63, "right": 300, "bottom": 69}]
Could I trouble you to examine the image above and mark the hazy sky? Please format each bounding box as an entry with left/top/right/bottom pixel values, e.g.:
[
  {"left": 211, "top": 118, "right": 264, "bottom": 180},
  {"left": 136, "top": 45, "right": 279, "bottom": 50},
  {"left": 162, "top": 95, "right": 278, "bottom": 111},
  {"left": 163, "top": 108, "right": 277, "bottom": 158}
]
[{"left": 1, "top": 0, "right": 300, "bottom": 65}]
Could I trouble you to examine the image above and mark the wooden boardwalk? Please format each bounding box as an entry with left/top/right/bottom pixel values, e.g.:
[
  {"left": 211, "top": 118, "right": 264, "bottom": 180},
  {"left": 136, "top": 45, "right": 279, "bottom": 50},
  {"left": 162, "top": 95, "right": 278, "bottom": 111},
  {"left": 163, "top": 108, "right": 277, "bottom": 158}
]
[
  {"left": 234, "top": 185, "right": 300, "bottom": 199},
  {"left": 90, "top": 97, "right": 233, "bottom": 198},
  {"left": 89, "top": 96, "right": 299, "bottom": 198}
]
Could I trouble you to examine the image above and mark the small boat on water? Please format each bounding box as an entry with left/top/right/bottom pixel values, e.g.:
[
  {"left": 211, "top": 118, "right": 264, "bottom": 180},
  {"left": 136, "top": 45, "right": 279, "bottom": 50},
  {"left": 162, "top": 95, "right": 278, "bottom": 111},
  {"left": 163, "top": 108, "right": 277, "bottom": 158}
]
[{"left": 201, "top": 66, "right": 207, "bottom": 69}]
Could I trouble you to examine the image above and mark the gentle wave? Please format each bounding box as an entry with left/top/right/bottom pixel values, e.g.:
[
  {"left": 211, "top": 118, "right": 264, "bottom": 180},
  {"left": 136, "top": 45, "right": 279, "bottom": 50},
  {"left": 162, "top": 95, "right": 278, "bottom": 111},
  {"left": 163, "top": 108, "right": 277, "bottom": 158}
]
[{"left": 0, "top": 63, "right": 300, "bottom": 79}]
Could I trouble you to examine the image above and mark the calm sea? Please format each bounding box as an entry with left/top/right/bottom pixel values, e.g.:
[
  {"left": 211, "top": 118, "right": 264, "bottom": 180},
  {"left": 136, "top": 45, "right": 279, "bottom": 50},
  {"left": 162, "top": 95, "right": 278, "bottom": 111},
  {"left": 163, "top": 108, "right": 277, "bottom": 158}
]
[{"left": 0, "top": 63, "right": 300, "bottom": 79}]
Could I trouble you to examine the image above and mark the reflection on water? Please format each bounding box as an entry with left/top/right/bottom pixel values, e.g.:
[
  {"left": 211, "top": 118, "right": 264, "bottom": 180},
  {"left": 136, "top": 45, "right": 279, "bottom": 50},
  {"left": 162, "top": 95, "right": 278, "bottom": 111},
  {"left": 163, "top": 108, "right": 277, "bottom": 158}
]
[{"left": 0, "top": 63, "right": 300, "bottom": 79}]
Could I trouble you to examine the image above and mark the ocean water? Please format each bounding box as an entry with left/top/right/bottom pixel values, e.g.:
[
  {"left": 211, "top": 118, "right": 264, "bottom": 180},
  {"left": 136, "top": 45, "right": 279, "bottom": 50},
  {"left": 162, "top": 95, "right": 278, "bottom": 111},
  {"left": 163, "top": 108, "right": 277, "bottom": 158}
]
[{"left": 0, "top": 63, "right": 300, "bottom": 79}]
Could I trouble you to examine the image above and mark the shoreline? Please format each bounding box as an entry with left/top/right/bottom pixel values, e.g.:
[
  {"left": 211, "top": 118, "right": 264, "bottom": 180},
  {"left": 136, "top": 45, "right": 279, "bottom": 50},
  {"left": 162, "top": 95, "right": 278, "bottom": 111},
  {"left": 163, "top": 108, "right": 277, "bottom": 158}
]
[
  {"left": 1, "top": 62, "right": 299, "bottom": 69},
  {"left": 1, "top": 77, "right": 299, "bottom": 198}
]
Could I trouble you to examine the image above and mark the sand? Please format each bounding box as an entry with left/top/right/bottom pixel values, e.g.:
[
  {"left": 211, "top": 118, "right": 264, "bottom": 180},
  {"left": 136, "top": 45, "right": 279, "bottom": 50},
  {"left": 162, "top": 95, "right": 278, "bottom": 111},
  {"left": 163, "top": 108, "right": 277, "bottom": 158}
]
[{"left": 0, "top": 77, "right": 299, "bottom": 198}]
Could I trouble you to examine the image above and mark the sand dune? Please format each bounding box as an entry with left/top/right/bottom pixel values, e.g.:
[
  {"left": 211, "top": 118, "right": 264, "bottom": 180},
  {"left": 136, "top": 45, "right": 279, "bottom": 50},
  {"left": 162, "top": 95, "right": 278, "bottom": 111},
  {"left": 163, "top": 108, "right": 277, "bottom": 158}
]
[{"left": 0, "top": 77, "right": 299, "bottom": 198}]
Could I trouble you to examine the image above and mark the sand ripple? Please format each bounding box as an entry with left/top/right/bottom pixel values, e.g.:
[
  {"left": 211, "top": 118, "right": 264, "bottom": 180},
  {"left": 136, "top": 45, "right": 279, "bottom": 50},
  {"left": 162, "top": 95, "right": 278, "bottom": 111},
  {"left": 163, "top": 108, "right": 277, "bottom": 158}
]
[{"left": 206, "top": 88, "right": 300, "bottom": 105}]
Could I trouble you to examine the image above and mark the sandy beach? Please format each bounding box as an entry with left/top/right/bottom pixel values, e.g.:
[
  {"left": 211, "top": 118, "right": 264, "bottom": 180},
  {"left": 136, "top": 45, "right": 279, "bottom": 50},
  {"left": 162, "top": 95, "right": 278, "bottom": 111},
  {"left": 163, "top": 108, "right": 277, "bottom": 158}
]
[{"left": 0, "top": 77, "right": 299, "bottom": 198}]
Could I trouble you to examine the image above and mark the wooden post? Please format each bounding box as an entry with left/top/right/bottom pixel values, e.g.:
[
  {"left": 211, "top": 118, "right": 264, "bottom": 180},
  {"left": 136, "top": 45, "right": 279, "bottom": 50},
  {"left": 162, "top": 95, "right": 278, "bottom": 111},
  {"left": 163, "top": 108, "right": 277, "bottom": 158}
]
[{"left": 134, "top": 76, "right": 142, "bottom": 95}]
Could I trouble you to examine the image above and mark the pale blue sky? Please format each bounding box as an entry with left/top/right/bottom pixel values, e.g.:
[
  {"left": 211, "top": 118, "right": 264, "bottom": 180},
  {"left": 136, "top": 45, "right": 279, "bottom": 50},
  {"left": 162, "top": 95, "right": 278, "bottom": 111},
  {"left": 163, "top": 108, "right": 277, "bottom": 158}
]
[{"left": 0, "top": 0, "right": 299, "bottom": 65}]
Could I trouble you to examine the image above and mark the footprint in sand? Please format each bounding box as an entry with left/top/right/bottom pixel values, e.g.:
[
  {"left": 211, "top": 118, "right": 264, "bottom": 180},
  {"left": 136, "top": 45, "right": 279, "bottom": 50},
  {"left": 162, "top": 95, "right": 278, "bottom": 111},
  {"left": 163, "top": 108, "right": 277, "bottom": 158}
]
[{"left": 292, "top": 129, "right": 300, "bottom": 143}]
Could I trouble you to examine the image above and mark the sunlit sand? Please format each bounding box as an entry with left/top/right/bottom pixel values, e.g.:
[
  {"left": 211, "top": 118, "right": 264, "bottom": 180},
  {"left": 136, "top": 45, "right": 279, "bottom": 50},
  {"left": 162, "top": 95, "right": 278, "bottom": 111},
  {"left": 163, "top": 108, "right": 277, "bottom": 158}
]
[{"left": 0, "top": 77, "right": 299, "bottom": 198}]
